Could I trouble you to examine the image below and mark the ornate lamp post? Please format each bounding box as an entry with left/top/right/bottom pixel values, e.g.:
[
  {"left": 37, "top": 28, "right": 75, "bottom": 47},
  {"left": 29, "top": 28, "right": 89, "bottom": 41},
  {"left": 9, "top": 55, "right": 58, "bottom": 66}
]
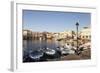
[{"left": 76, "top": 22, "right": 79, "bottom": 51}]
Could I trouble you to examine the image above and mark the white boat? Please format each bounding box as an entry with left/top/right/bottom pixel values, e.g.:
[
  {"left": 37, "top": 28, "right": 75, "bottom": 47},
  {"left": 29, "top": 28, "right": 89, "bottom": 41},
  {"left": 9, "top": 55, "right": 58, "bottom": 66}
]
[
  {"left": 44, "top": 48, "right": 56, "bottom": 55},
  {"left": 68, "top": 50, "right": 75, "bottom": 54},
  {"left": 57, "top": 46, "right": 75, "bottom": 55},
  {"left": 61, "top": 49, "right": 70, "bottom": 55},
  {"left": 64, "top": 44, "right": 72, "bottom": 50},
  {"left": 79, "top": 42, "right": 91, "bottom": 50}
]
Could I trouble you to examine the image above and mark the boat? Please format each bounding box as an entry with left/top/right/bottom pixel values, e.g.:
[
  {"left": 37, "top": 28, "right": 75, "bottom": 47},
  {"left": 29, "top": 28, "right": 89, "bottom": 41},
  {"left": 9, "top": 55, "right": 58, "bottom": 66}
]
[
  {"left": 79, "top": 42, "right": 91, "bottom": 50},
  {"left": 56, "top": 46, "right": 75, "bottom": 55},
  {"left": 44, "top": 48, "right": 56, "bottom": 55},
  {"left": 61, "top": 49, "right": 69, "bottom": 55},
  {"left": 43, "top": 47, "right": 60, "bottom": 59},
  {"left": 29, "top": 50, "right": 44, "bottom": 61}
]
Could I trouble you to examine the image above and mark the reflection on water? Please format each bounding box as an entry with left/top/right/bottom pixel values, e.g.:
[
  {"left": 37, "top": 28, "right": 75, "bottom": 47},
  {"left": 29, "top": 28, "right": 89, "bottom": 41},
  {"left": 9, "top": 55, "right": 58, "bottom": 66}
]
[
  {"left": 23, "top": 39, "right": 64, "bottom": 51},
  {"left": 23, "top": 39, "right": 65, "bottom": 59},
  {"left": 23, "top": 38, "right": 91, "bottom": 62}
]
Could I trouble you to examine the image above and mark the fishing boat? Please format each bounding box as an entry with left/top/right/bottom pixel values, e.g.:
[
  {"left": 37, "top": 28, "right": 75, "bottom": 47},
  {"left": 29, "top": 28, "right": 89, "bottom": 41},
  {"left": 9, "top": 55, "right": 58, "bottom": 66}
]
[
  {"left": 44, "top": 48, "right": 56, "bottom": 55},
  {"left": 56, "top": 45, "right": 75, "bottom": 55},
  {"left": 29, "top": 50, "right": 44, "bottom": 61},
  {"left": 43, "top": 48, "right": 59, "bottom": 59}
]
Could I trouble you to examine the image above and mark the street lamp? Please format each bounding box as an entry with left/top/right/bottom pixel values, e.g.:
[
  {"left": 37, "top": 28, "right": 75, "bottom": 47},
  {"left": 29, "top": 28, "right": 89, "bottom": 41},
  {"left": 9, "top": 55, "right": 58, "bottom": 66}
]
[
  {"left": 71, "top": 31, "right": 74, "bottom": 47},
  {"left": 76, "top": 22, "right": 79, "bottom": 51}
]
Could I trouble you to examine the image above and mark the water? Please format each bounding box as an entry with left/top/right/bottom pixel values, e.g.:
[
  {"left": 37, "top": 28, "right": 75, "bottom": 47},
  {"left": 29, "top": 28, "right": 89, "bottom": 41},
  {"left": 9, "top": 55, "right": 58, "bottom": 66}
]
[
  {"left": 23, "top": 39, "right": 65, "bottom": 62},
  {"left": 23, "top": 39, "right": 61, "bottom": 51}
]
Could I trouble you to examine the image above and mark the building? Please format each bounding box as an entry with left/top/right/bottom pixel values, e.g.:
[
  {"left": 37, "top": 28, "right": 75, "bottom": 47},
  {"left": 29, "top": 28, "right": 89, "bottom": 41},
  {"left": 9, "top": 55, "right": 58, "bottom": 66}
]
[
  {"left": 79, "top": 27, "right": 91, "bottom": 40},
  {"left": 54, "top": 30, "right": 75, "bottom": 40},
  {"left": 23, "top": 29, "right": 33, "bottom": 40},
  {"left": 23, "top": 30, "right": 28, "bottom": 36}
]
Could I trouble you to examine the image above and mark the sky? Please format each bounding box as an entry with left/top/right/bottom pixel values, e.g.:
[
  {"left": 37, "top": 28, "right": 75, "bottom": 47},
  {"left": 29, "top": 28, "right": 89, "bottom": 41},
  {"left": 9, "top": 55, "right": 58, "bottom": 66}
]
[{"left": 23, "top": 10, "right": 91, "bottom": 32}]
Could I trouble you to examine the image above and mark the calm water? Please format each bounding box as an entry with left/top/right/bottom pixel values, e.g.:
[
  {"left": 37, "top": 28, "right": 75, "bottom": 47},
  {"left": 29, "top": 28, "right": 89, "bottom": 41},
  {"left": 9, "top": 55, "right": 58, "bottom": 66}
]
[
  {"left": 23, "top": 39, "right": 59, "bottom": 50},
  {"left": 23, "top": 39, "right": 65, "bottom": 58},
  {"left": 23, "top": 38, "right": 91, "bottom": 62}
]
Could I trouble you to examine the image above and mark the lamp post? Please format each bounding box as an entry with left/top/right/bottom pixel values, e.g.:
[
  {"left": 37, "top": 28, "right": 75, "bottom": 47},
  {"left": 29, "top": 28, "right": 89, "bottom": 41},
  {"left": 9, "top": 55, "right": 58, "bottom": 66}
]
[
  {"left": 76, "top": 22, "right": 79, "bottom": 51},
  {"left": 71, "top": 31, "right": 74, "bottom": 47}
]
